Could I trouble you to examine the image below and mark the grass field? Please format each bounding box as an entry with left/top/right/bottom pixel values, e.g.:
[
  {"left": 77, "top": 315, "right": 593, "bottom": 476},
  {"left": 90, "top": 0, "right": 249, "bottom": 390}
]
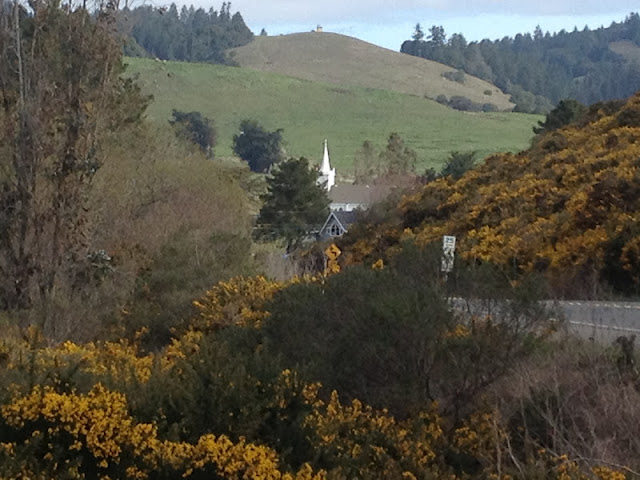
[
  {"left": 228, "top": 33, "right": 514, "bottom": 111},
  {"left": 126, "top": 57, "right": 541, "bottom": 176}
]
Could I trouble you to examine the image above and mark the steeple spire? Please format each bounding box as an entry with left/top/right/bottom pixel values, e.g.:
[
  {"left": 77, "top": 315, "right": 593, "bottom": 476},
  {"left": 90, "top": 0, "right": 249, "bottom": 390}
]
[{"left": 318, "top": 139, "right": 336, "bottom": 191}]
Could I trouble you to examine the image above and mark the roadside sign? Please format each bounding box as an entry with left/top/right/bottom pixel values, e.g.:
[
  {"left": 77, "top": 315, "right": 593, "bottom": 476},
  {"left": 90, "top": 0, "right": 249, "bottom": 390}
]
[
  {"left": 325, "top": 243, "right": 341, "bottom": 260},
  {"left": 441, "top": 235, "right": 456, "bottom": 273}
]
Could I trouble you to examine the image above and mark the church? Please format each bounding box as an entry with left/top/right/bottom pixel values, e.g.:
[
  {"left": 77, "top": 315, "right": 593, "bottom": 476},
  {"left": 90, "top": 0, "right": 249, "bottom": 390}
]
[{"left": 316, "top": 139, "right": 390, "bottom": 239}]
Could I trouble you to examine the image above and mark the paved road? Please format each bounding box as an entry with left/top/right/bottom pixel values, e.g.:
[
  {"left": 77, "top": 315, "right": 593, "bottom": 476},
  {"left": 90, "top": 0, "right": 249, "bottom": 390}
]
[
  {"left": 450, "top": 297, "right": 640, "bottom": 343},
  {"left": 557, "top": 300, "right": 640, "bottom": 343}
]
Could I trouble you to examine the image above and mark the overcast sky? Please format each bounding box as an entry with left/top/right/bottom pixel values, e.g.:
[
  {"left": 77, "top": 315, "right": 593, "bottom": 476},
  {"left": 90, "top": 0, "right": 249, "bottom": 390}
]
[{"left": 178, "top": 0, "right": 639, "bottom": 50}]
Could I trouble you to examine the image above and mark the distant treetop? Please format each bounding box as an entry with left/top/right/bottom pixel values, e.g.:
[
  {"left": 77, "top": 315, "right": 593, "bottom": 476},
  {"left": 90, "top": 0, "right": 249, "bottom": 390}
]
[
  {"left": 120, "top": 2, "right": 253, "bottom": 65},
  {"left": 400, "top": 12, "right": 640, "bottom": 112}
]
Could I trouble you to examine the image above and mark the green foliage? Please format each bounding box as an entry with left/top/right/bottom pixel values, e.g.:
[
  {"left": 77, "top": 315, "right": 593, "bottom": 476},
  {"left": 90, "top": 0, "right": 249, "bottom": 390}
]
[
  {"left": 378, "top": 132, "right": 417, "bottom": 177},
  {"left": 428, "top": 25, "right": 446, "bottom": 46},
  {"left": 421, "top": 167, "right": 438, "bottom": 183},
  {"left": 125, "top": 230, "right": 255, "bottom": 349},
  {"left": 254, "top": 157, "right": 329, "bottom": 252},
  {"left": 86, "top": 121, "right": 258, "bottom": 345},
  {"left": 447, "top": 95, "right": 485, "bottom": 111},
  {"left": 170, "top": 110, "right": 216, "bottom": 156},
  {"left": 0, "top": 1, "right": 148, "bottom": 313},
  {"left": 440, "top": 151, "right": 477, "bottom": 179},
  {"left": 122, "top": 2, "right": 253, "bottom": 65},
  {"left": 353, "top": 140, "right": 378, "bottom": 184},
  {"left": 233, "top": 119, "right": 284, "bottom": 173},
  {"left": 125, "top": 57, "right": 541, "bottom": 172},
  {"left": 412, "top": 23, "right": 425, "bottom": 42},
  {"left": 401, "top": 13, "right": 640, "bottom": 110},
  {"left": 443, "top": 70, "right": 465, "bottom": 84},
  {"left": 533, "top": 99, "right": 586, "bottom": 135},
  {"left": 263, "top": 242, "right": 551, "bottom": 419}
]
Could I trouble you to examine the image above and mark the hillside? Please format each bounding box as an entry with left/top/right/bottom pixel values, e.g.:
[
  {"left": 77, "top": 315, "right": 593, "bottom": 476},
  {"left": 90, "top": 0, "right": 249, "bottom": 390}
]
[
  {"left": 338, "top": 94, "right": 640, "bottom": 296},
  {"left": 126, "top": 57, "right": 537, "bottom": 174},
  {"left": 610, "top": 40, "right": 640, "bottom": 64},
  {"left": 227, "top": 32, "right": 514, "bottom": 111},
  {"left": 401, "top": 13, "right": 640, "bottom": 112}
]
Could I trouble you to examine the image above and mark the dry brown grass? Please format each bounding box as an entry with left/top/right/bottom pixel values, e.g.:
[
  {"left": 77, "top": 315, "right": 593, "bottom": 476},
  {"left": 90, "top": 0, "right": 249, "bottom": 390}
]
[
  {"left": 229, "top": 32, "right": 514, "bottom": 110},
  {"left": 492, "top": 336, "right": 640, "bottom": 475}
]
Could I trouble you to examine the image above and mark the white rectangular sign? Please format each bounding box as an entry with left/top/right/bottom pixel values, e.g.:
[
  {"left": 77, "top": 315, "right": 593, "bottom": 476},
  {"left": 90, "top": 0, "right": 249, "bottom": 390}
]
[{"left": 441, "top": 235, "right": 456, "bottom": 273}]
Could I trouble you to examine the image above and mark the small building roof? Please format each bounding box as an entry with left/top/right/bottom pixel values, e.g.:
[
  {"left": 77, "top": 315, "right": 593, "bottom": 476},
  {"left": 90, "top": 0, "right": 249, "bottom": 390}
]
[
  {"left": 328, "top": 184, "right": 391, "bottom": 206},
  {"left": 333, "top": 210, "right": 359, "bottom": 227},
  {"left": 318, "top": 210, "right": 359, "bottom": 237}
]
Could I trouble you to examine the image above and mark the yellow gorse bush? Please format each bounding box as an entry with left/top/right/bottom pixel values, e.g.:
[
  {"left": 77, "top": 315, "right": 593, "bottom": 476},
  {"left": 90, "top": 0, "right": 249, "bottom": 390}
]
[
  {"left": 302, "top": 382, "right": 445, "bottom": 479},
  {"left": 191, "top": 275, "right": 293, "bottom": 332},
  {"left": 338, "top": 93, "right": 640, "bottom": 289},
  {"left": 191, "top": 274, "right": 323, "bottom": 332},
  {"left": 0, "top": 384, "right": 325, "bottom": 480}
]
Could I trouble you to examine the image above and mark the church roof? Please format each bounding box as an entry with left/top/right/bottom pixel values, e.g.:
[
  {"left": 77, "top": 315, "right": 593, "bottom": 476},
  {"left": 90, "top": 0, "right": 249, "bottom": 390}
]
[
  {"left": 333, "top": 210, "right": 359, "bottom": 227},
  {"left": 318, "top": 210, "right": 359, "bottom": 238},
  {"left": 329, "top": 184, "right": 392, "bottom": 206}
]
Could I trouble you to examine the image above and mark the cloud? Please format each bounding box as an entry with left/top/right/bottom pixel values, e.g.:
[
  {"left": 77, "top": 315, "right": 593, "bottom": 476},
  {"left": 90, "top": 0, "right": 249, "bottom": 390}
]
[{"left": 221, "top": 0, "right": 638, "bottom": 25}]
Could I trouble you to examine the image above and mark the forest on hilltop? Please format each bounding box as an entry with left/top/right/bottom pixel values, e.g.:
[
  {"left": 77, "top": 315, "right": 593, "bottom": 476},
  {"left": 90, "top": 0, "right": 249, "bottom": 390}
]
[
  {"left": 118, "top": 2, "right": 253, "bottom": 64},
  {"left": 401, "top": 13, "right": 640, "bottom": 112}
]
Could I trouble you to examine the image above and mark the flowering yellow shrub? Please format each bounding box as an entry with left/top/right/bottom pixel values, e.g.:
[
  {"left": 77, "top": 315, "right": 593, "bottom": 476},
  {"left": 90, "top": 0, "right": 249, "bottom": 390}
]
[
  {"left": 454, "top": 411, "right": 629, "bottom": 480},
  {"left": 0, "top": 384, "right": 325, "bottom": 480},
  {"left": 160, "top": 328, "right": 204, "bottom": 370},
  {"left": 191, "top": 274, "right": 325, "bottom": 332},
  {"left": 1, "top": 334, "right": 154, "bottom": 391},
  {"left": 455, "top": 409, "right": 508, "bottom": 472},
  {"left": 302, "top": 385, "right": 445, "bottom": 479},
  {"left": 336, "top": 91, "right": 640, "bottom": 290},
  {"left": 58, "top": 340, "right": 154, "bottom": 383},
  {"left": 192, "top": 275, "right": 285, "bottom": 331}
]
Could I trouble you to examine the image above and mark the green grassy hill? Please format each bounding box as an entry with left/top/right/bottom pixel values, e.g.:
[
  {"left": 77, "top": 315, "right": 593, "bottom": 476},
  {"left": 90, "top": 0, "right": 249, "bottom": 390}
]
[
  {"left": 126, "top": 57, "right": 540, "bottom": 175},
  {"left": 228, "top": 32, "right": 514, "bottom": 111}
]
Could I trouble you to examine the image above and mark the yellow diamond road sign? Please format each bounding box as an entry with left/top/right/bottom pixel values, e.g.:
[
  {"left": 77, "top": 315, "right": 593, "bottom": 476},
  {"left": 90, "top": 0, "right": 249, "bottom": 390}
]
[{"left": 325, "top": 243, "right": 341, "bottom": 260}]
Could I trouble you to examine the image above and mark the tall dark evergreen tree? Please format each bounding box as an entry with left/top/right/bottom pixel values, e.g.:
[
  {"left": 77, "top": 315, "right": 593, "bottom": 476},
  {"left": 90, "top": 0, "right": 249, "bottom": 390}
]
[
  {"left": 254, "top": 158, "right": 330, "bottom": 252},
  {"left": 533, "top": 99, "right": 586, "bottom": 135},
  {"left": 232, "top": 120, "right": 284, "bottom": 173},
  {"left": 170, "top": 110, "right": 216, "bottom": 156},
  {"left": 124, "top": 2, "right": 253, "bottom": 64},
  {"left": 440, "top": 151, "right": 477, "bottom": 180},
  {"left": 400, "top": 13, "right": 640, "bottom": 112},
  {"left": 412, "top": 23, "right": 425, "bottom": 41}
]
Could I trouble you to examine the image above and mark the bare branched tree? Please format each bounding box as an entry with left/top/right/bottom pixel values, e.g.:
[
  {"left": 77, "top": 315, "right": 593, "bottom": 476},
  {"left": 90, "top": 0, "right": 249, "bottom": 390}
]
[{"left": 0, "top": 0, "right": 146, "bottom": 333}]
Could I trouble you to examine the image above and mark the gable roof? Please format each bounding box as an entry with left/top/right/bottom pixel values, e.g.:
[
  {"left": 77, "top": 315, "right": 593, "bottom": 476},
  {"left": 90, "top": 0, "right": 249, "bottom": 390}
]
[
  {"left": 319, "top": 210, "right": 359, "bottom": 236},
  {"left": 333, "top": 210, "right": 359, "bottom": 227},
  {"left": 329, "top": 184, "right": 391, "bottom": 206}
]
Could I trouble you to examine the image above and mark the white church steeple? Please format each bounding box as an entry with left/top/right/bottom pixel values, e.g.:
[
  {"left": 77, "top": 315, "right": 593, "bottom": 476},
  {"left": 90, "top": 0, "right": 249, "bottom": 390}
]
[{"left": 317, "top": 139, "right": 336, "bottom": 191}]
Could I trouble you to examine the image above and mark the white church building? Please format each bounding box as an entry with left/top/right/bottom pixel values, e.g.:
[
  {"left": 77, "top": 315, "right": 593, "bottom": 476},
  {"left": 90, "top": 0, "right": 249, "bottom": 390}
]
[{"left": 316, "top": 139, "right": 390, "bottom": 239}]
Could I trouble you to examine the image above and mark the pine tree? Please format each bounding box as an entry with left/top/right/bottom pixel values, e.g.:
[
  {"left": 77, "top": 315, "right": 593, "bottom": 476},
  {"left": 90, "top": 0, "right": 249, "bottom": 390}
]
[
  {"left": 232, "top": 119, "right": 284, "bottom": 173},
  {"left": 255, "top": 158, "right": 330, "bottom": 252},
  {"left": 412, "top": 23, "right": 424, "bottom": 41},
  {"left": 440, "top": 151, "right": 477, "bottom": 179}
]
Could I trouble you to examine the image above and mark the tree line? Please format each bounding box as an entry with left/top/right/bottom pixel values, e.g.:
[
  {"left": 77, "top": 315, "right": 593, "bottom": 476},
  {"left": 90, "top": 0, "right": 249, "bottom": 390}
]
[
  {"left": 118, "top": 2, "right": 253, "bottom": 64},
  {"left": 401, "top": 13, "right": 640, "bottom": 112}
]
